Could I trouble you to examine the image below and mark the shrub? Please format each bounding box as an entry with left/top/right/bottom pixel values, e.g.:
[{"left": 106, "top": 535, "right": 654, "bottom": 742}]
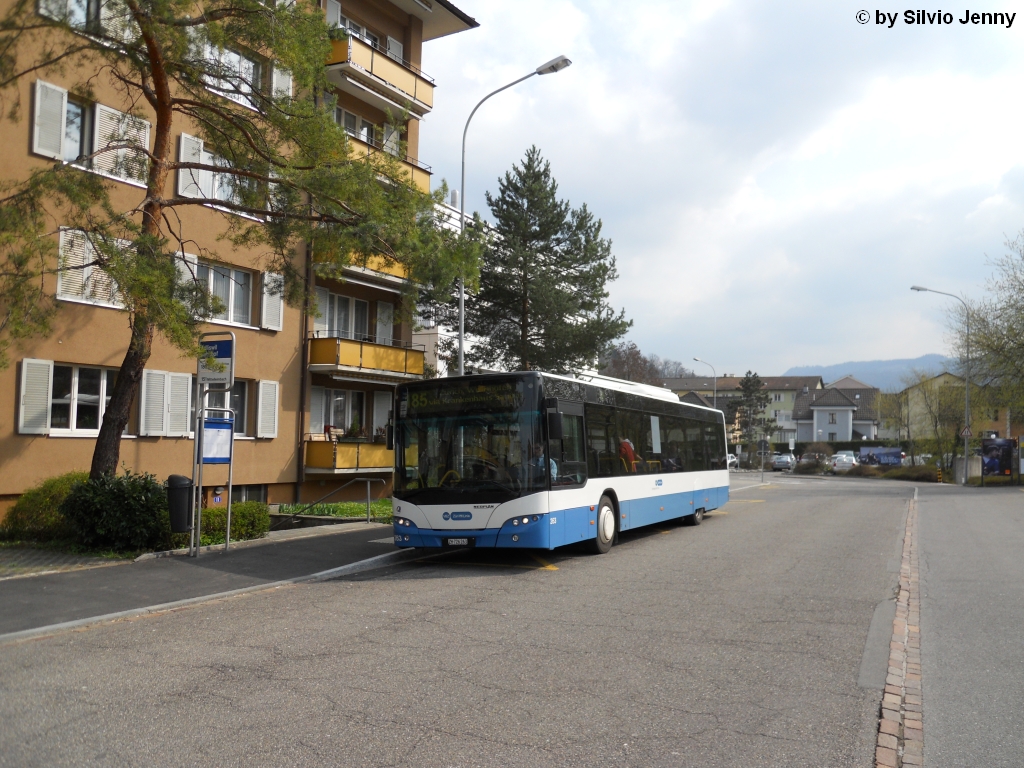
[
  {"left": 792, "top": 463, "right": 822, "bottom": 475},
  {"left": 201, "top": 501, "right": 270, "bottom": 542},
  {"left": 0, "top": 471, "right": 89, "bottom": 542},
  {"left": 278, "top": 499, "right": 392, "bottom": 521},
  {"left": 60, "top": 470, "right": 169, "bottom": 552},
  {"left": 845, "top": 464, "right": 883, "bottom": 478},
  {"left": 882, "top": 465, "right": 939, "bottom": 482}
]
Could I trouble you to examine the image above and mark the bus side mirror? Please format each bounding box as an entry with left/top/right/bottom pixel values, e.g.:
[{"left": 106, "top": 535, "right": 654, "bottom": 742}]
[
  {"left": 386, "top": 425, "right": 394, "bottom": 451},
  {"left": 547, "top": 411, "right": 564, "bottom": 441}
]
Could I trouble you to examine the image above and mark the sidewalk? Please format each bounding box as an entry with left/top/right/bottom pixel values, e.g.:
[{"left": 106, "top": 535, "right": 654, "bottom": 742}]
[{"left": 0, "top": 522, "right": 399, "bottom": 638}]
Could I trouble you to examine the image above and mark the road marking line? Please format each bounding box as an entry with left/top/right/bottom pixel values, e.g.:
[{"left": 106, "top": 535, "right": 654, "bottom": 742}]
[
  {"left": 531, "top": 556, "right": 559, "bottom": 570},
  {"left": 0, "top": 548, "right": 425, "bottom": 647}
]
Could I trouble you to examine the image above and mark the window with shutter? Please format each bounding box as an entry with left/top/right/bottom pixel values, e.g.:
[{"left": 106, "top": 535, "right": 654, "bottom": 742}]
[
  {"left": 325, "top": 0, "right": 341, "bottom": 27},
  {"left": 140, "top": 369, "right": 168, "bottom": 435},
  {"left": 18, "top": 358, "right": 54, "bottom": 435},
  {"left": 33, "top": 80, "right": 67, "bottom": 160},
  {"left": 260, "top": 272, "right": 284, "bottom": 331},
  {"left": 309, "top": 386, "right": 325, "bottom": 434},
  {"left": 99, "top": 0, "right": 138, "bottom": 42},
  {"left": 376, "top": 300, "right": 393, "bottom": 345},
  {"left": 256, "top": 380, "right": 279, "bottom": 438}
]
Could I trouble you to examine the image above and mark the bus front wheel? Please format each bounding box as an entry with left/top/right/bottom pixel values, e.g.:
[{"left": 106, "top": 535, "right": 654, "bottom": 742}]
[
  {"left": 590, "top": 496, "right": 616, "bottom": 554},
  {"left": 684, "top": 507, "right": 704, "bottom": 526}
]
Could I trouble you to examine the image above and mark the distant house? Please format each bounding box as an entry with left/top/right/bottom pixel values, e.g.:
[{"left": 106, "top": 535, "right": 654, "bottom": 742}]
[
  {"left": 792, "top": 375, "right": 880, "bottom": 442},
  {"left": 897, "top": 372, "right": 1022, "bottom": 442},
  {"left": 663, "top": 375, "right": 824, "bottom": 443}
]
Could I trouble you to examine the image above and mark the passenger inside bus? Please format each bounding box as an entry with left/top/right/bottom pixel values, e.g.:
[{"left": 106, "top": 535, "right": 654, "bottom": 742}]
[{"left": 619, "top": 437, "right": 646, "bottom": 473}]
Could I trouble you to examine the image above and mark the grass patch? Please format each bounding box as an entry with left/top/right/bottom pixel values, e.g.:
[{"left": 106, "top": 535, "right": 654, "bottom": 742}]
[
  {"left": 0, "top": 539, "right": 139, "bottom": 560},
  {"left": 277, "top": 499, "right": 393, "bottom": 522}
]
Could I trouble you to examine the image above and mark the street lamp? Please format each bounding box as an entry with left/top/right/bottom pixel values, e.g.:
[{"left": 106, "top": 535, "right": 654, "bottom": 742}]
[
  {"left": 911, "top": 285, "right": 971, "bottom": 485},
  {"left": 693, "top": 357, "right": 717, "bottom": 410},
  {"left": 457, "top": 56, "right": 573, "bottom": 376}
]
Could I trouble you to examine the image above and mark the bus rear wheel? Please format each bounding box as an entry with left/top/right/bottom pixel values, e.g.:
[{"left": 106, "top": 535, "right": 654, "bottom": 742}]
[
  {"left": 684, "top": 507, "right": 704, "bottom": 526},
  {"left": 590, "top": 496, "right": 616, "bottom": 554}
]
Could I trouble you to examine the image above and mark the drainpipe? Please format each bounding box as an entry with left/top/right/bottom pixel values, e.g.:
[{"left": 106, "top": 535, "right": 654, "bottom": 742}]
[{"left": 296, "top": 242, "right": 312, "bottom": 503}]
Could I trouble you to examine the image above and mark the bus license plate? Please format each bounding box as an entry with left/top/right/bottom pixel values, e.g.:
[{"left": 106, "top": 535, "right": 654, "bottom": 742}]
[{"left": 444, "top": 537, "right": 474, "bottom": 547}]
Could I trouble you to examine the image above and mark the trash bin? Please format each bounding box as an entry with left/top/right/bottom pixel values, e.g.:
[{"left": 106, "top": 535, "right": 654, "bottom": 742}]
[{"left": 167, "top": 475, "right": 192, "bottom": 533}]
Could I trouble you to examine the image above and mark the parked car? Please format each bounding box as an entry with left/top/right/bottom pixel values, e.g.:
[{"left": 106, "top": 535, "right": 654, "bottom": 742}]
[
  {"left": 830, "top": 454, "right": 859, "bottom": 473},
  {"left": 771, "top": 453, "right": 796, "bottom": 471},
  {"left": 727, "top": 453, "right": 738, "bottom": 468}
]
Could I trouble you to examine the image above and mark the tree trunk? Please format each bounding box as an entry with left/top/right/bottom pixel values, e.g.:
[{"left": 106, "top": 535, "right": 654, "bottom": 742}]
[{"left": 90, "top": 315, "right": 155, "bottom": 478}]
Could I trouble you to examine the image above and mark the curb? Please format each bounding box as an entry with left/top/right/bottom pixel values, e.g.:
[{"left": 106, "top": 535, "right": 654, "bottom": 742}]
[
  {"left": 875, "top": 487, "right": 924, "bottom": 767},
  {"left": 135, "top": 521, "right": 390, "bottom": 561},
  {"left": 0, "top": 547, "right": 423, "bottom": 646}
]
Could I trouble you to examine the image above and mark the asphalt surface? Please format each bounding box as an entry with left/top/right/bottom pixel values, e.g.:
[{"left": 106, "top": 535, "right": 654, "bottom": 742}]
[
  {"left": 0, "top": 475, "right": 916, "bottom": 767},
  {"left": 0, "top": 523, "right": 396, "bottom": 636},
  {"left": 918, "top": 483, "right": 1024, "bottom": 767}
]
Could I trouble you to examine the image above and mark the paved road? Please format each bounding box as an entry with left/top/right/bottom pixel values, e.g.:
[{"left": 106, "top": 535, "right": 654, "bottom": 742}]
[
  {"left": 918, "top": 483, "right": 1024, "bottom": 767},
  {"left": 0, "top": 477, "right": 910, "bottom": 767}
]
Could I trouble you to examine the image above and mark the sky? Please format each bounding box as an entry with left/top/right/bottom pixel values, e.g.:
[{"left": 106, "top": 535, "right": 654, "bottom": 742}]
[{"left": 416, "top": 1, "right": 1024, "bottom": 376}]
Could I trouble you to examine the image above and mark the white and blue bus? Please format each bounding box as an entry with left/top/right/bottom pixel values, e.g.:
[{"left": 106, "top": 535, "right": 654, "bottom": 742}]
[{"left": 391, "top": 371, "right": 729, "bottom": 554}]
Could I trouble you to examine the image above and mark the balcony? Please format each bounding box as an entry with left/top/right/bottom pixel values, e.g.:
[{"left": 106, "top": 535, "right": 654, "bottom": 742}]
[
  {"left": 327, "top": 35, "right": 434, "bottom": 116},
  {"left": 347, "top": 133, "right": 431, "bottom": 193},
  {"left": 308, "top": 334, "right": 425, "bottom": 380},
  {"left": 305, "top": 440, "right": 394, "bottom": 474}
]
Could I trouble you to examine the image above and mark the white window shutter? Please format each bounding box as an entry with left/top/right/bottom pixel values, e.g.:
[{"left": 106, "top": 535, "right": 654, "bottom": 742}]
[
  {"left": 375, "top": 300, "right": 393, "bottom": 345},
  {"left": 166, "top": 373, "right": 192, "bottom": 436},
  {"left": 326, "top": 0, "right": 341, "bottom": 26},
  {"left": 140, "top": 369, "right": 168, "bottom": 436},
  {"left": 175, "top": 251, "right": 199, "bottom": 289},
  {"left": 125, "top": 114, "right": 150, "bottom": 182},
  {"left": 256, "top": 380, "right": 279, "bottom": 438},
  {"left": 309, "top": 386, "right": 325, "bottom": 434},
  {"left": 92, "top": 104, "right": 123, "bottom": 177},
  {"left": 177, "top": 133, "right": 205, "bottom": 198},
  {"left": 18, "top": 358, "right": 53, "bottom": 435},
  {"left": 387, "top": 36, "right": 403, "bottom": 63},
  {"left": 33, "top": 80, "right": 67, "bottom": 160},
  {"left": 260, "top": 272, "right": 285, "bottom": 331},
  {"left": 38, "top": 0, "right": 67, "bottom": 21},
  {"left": 313, "top": 286, "right": 329, "bottom": 334},
  {"left": 272, "top": 65, "right": 293, "bottom": 99},
  {"left": 57, "top": 229, "right": 90, "bottom": 300}
]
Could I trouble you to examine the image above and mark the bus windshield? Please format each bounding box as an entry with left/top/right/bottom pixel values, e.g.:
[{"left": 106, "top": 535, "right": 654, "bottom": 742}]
[{"left": 394, "top": 378, "right": 545, "bottom": 505}]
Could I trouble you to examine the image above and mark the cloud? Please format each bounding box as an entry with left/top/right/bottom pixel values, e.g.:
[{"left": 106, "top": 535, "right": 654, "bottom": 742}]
[{"left": 420, "top": 0, "right": 1024, "bottom": 373}]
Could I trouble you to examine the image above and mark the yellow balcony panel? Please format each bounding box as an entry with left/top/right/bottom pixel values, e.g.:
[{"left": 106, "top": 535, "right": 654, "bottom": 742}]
[
  {"left": 337, "top": 338, "right": 362, "bottom": 367},
  {"left": 347, "top": 135, "right": 431, "bottom": 193},
  {"left": 328, "top": 36, "right": 434, "bottom": 113},
  {"left": 365, "top": 256, "right": 408, "bottom": 280},
  {"left": 305, "top": 440, "right": 395, "bottom": 473},
  {"left": 307, "top": 335, "right": 426, "bottom": 381}
]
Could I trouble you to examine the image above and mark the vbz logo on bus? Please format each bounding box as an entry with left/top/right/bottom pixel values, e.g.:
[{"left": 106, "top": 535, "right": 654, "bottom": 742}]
[{"left": 654, "top": 479, "right": 663, "bottom": 487}]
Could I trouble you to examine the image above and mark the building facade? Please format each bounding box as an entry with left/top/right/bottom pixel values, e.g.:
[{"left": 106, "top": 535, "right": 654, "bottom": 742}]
[
  {"left": 792, "top": 376, "right": 880, "bottom": 442},
  {"left": 0, "top": 0, "right": 477, "bottom": 516}
]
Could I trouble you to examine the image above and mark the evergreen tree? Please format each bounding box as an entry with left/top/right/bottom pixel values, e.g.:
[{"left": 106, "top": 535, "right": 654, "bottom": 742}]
[
  {"left": 430, "top": 147, "right": 628, "bottom": 373},
  {"left": 0, "top": 0, "right": 477, "bottom": 477}
]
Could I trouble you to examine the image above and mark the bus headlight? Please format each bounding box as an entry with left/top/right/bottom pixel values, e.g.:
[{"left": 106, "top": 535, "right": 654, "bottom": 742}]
[{"left": 512, "top": 519, "right": 519, "bottom": 526}]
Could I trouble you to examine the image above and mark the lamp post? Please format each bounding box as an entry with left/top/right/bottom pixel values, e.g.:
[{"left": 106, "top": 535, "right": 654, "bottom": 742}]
[
  {"left": 911, "top": 285, "right": 971, "bottom": 485},
  {"left": 457, "top": 55, "right": 572, "bottom": 376},
  {"left": 693, "top": 357, "right": 717, "bottom": 410}
]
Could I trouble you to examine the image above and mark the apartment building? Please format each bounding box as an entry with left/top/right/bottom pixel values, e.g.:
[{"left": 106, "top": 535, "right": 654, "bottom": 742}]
[{"left": 0, "top": 0, "right": 478, "bottom": 515}]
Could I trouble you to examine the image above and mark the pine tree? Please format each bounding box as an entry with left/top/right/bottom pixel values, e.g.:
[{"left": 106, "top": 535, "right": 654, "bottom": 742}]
[{"left": 435, "top": 146, "right": 628, "bottom": 373}]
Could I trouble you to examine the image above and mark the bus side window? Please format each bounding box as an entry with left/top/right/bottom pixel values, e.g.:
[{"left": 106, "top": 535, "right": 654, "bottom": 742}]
[
  {"left": 660, "top": 413, "right": 686, "bottom": 473},
  {"left": 585, "top": 403, "right": 620, "bottom": 477}
]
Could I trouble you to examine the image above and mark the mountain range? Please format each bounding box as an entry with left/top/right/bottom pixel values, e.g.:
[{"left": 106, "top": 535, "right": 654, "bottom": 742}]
[{"left": 782, "top": 354, "right": 950, "bottom": 391}]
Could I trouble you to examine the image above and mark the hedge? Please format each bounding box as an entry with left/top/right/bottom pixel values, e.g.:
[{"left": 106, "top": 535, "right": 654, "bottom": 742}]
[
  {"left": 60, "top": 470, "right": 170, "bottom": 552},
  {"left": 200, "top": 501, "right": 270, "bottom": 543},
  {"left": 0, "top": 471, "right": 89, "bottom": 542}
]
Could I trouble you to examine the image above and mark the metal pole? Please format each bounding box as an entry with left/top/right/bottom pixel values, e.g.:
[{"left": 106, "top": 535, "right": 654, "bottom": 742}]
[
  {"left": 225, "top": 410, "right": 234, "bottom": 552},
  {"left": 189, "top": 376, "right": 202, "bottom": 556},
  {"left": 366, "top": 479, "right": 371, "bottom": 523},
  {"left": 459, "top": 71, "right": 537, "bottom": 376},
  {"left": 194, "top": 387, "right": 208, "bottom": 557}
]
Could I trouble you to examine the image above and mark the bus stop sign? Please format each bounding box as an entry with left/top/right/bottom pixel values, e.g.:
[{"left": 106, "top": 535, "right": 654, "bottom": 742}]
[{"left": 198, "top": 339, "right": 234, "bottom": 389}]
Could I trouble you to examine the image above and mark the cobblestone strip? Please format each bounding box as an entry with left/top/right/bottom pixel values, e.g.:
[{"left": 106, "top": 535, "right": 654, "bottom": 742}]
[{"left": 876, "top": 492, "right": 923, "bottom": 768}]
